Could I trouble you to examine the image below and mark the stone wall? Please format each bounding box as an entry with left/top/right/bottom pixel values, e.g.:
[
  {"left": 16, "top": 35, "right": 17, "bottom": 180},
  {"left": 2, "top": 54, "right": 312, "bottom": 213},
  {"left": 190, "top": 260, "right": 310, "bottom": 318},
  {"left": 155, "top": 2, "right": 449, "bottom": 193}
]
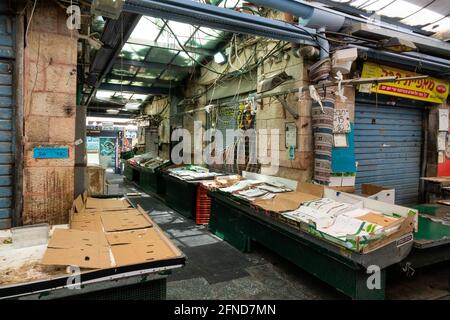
[{"left": 22, "top": 1, "right": 77, "bottom": 225}]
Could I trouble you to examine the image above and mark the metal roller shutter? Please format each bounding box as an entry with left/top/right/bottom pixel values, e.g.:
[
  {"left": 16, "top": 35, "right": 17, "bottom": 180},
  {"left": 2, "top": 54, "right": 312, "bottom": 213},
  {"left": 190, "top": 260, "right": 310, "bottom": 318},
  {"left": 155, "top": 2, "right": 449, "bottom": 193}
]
[
  {"left": 0, "top": 12, "right": 14, "bottom": 229},
  {"left": 354, "top": 102, "right": 423, "bottom": 205}
]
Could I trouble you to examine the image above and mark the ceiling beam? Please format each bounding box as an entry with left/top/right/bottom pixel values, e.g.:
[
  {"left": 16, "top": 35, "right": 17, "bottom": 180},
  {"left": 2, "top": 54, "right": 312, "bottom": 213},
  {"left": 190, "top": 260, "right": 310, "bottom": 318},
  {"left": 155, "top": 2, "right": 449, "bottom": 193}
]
[
  {"left": 98, "top": 83, "right": 172, "bottom": 95},
  {"left": 83, "top": 11, "right": 141, "bottom": 106},
  {"left": 105, "top": 74, "right": 181, "bottom": 87},
  {"left": 123, "top": 0, "right": 317, "bottom": 44},
  {"left": 86, "top": 112, "right": 138, "bottom": 119},
  {"left": 119, "top": 59, "right": 196, "bottom": 74},
  {"left": 127, "top": 37, "right": 216, "bottom": 56}
]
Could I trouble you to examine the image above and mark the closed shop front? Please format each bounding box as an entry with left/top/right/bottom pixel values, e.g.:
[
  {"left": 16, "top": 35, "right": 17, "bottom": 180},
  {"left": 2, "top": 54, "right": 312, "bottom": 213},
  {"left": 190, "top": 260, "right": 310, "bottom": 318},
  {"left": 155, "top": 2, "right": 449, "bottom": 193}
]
[
  {"left": 354, "top": 98, "right": 424, "bottom": 205},
  {"left": 0, "top": 11, "right": 14, "bottom": 228}
]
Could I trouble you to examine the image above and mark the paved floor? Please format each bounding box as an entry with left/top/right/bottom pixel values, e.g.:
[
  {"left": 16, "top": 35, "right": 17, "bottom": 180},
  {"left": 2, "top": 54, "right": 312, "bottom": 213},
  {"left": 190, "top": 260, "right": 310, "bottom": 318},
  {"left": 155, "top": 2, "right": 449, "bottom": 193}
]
[{"left": 106, "top": 172, "right": 450, "bottom": 300}]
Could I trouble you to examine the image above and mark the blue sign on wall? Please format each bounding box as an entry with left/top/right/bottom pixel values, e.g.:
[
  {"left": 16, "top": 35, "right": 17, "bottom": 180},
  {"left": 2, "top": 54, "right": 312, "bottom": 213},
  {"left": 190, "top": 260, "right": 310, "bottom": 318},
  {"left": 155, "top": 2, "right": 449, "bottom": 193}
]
[
  {"left": 331, "top": 123, "right": 356, "bottom": 173},
  {"left": 33, "top": 147, "right": 70, "bottom": 159}
]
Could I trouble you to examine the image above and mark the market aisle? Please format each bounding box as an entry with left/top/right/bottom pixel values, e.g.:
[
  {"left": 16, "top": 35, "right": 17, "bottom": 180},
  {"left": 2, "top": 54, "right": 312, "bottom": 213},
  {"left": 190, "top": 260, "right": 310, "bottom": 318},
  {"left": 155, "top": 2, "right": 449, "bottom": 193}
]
[
  {"left": 107, "top": 178, "right": 342, "bottom": 299},
  {"left": 114, "top": 173, "right": 450, "bottom": 300}
]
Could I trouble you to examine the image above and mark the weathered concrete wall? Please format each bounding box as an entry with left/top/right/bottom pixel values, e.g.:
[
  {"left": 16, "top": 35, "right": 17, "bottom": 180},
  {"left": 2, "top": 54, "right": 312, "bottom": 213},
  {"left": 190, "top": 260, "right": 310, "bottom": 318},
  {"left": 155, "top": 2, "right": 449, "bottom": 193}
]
[
  {"left": 256, "top": 46, "right": 313, "bottom": 181},
  {"left": 22, "top": 1, "right": 77, "bottom": 225},
  {"left": 143, "top": 97, "right": 171, "bottom": 159}
]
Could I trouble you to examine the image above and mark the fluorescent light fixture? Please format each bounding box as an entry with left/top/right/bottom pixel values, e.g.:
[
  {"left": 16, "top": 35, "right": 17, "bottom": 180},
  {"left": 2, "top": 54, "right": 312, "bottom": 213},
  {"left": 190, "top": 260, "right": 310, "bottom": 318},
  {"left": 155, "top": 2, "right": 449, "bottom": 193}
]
[
  {"left": 214, "top": 51, "right": 227, "bottom": 64},
  {"left": 106, "top": 109, "right": 120, "bottom": 114}
]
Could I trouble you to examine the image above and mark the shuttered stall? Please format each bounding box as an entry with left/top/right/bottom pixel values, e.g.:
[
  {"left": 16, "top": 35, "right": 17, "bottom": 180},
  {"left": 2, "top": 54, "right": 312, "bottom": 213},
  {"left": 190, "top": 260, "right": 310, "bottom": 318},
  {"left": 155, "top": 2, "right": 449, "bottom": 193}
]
[
  {"left": 0, "top": 11, "right": 14, "bottom": 229},
  {"left": 354, "top": 102, "right": 424, "bottom": 205}
]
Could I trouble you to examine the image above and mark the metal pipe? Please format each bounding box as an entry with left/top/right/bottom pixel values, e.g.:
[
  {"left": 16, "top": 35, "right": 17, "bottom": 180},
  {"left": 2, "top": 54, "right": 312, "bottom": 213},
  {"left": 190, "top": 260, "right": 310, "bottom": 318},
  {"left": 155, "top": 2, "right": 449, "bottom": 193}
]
[
  {"left": 317, "top": 26, "right": 329, "bottom": 60},
  {"left": 349, "top": 44, "right": 450, "bottom": 76},
  {"left": 249, "top": 0, "right": 345, "bottom": 31},
  {"left": 124, "top": 0, "right": 317, "bottom": 45},
  {"left": 250, "top": 0, "right": 450, "bottom": 58}
]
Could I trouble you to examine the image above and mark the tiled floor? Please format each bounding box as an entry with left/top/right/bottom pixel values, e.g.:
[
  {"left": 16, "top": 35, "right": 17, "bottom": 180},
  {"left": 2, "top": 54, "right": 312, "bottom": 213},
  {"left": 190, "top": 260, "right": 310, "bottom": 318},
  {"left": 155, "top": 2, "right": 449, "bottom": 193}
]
[{"left": 107, "top": 172, "right": 450, "bottom": 300}]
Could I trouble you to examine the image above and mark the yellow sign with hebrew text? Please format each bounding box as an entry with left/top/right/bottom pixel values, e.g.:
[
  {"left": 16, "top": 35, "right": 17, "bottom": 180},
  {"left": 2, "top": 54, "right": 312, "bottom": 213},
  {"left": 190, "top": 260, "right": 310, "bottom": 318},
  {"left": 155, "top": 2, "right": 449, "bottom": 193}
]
[{"left": 360, "top": 62, "right": 449, "bottom": 104}]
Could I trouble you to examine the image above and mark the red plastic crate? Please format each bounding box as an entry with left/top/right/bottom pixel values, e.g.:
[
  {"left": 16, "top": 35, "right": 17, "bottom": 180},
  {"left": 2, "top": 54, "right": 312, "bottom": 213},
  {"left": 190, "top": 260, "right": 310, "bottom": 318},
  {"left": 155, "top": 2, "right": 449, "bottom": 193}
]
[{"left": 196, "top": 185, "right": 212, "bottom": 225}]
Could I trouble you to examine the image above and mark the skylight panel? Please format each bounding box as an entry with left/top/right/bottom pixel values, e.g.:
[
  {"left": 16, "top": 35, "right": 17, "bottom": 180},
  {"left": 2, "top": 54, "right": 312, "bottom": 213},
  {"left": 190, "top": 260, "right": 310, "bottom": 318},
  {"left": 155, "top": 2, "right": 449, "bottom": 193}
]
[
  {"left": 130, "top": 16, "right": 163, "bottom": 43},
  {"left": 401, "top": 8, "right": 443, "bottom": 26}
]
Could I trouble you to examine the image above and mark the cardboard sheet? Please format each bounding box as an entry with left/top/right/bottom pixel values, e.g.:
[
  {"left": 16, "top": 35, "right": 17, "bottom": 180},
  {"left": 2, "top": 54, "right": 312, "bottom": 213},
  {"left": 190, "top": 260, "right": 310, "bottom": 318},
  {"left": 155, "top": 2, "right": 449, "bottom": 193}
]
[
  {"left": 111, "top": 242, "right": 177, "bottom": 267},
  {"left": 356, "top": 213, "right": 400, "bottom": 228},
  {"left": 74, "top": 194, "right": 85, "bottom": 213},
  {"left": 253, "top": 191, "right": 320, "bottom": 213},
  {"left": 100, "top": 210, "right": 152, "bottom": 232},
  {"left": 41, "top": 229, "right": 112, "bottom": 269},
  {"left": 106, "top": 228, "right": 160, "bottom": 245},
  {"left": 70, "top": 218, "right": 104, "bottom": 232},
  {"left": 296, "top": 183, "right": 324, "bottom": 197},
  {"left": 85, "top": 197, "right": 131, "bottom": 211},
  {"left": 42, "top": 198, "right": 184, "bottom": 269}
]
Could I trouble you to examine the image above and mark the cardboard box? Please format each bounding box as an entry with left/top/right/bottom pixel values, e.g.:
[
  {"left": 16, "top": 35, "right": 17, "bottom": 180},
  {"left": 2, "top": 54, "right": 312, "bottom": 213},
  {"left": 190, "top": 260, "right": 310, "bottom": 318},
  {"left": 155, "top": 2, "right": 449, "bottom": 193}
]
[
  {"left": 252, "top": 182, "right": 323, "bottom": 213},
  {"left": 265, "top": 182, "right": 417, "bottom": 254},
  {"left": 361, "top": 184, "right": 395, "bottom": 204},
  {"left": 42, "top": 229, "right": 112, "bottom": 269},
  {"left": 43, "top": 195, "right": 183, "bottom": 269}
]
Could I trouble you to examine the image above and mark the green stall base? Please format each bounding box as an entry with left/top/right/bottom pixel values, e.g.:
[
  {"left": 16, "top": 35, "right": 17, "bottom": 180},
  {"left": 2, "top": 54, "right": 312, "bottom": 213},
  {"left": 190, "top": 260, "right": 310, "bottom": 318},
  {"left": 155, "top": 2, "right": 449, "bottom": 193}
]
[
  {"left": 120, "top": 150, "right": 134, "bottom": 161},
  {"left": 124, "top": 163, "right": 141, "bottom": 184},
  {"left": 400, "top": 204, "right": 450, "bottom": 271},
  {"left": 139, "top": 167, "right": 167, "bottom": 198},
  {"left": 163, "top": 174, "right": 197, "bottom": 219},
  {"left": 208, "top": 192, "right": 416, "bottom": 300},
  {"left": 123, "top": 163, "right": 134, "bottom": 181}
]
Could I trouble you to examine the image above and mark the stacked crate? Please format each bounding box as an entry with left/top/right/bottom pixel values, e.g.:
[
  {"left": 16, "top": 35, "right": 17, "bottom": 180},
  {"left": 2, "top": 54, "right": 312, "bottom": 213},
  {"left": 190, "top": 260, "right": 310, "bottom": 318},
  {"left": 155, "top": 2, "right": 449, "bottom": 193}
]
[{"left": 196, "top": 184, "right": 212, "bottom": 225}]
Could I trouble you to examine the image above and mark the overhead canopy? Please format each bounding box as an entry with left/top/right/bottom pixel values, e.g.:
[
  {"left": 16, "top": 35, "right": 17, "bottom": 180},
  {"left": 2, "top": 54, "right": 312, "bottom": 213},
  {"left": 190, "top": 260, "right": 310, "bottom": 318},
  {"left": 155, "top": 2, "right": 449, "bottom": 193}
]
[
  {"left": 86, "top": 0, "right": 245, "bottom": 117},
  {"left": 322, "top": 0, "right": 450, "bottom": 40}
]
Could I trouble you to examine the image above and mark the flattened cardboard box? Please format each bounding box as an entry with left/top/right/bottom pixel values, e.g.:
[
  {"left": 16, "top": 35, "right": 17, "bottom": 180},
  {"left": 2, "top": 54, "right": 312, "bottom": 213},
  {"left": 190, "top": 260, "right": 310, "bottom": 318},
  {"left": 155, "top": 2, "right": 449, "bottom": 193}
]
[
  {"left": 106, "top": 228, "right": 161, "bottom": 245},
  {"left": 100, "top": 209, "right": 153, "bottom": 232},
  {"left": 111, "top": 242, "right": 177, "bottom": 267},
  {"left": 41, "top": 229, "right": 112, "bottom": 269},
  {"left": 70, "top": 217, "right": 104, "bottom": 232},
  {"left": 86, "top": 197, "right": 131, "bottom": 211},
  {"left": 253, "top": 192, "right": 320, "bottom": 213},
  {"left": 45, "top": 202, "right": 183, "bottom": 269},
  {"left": 108, "top": 224, "right": 183, "bottom": 267}
]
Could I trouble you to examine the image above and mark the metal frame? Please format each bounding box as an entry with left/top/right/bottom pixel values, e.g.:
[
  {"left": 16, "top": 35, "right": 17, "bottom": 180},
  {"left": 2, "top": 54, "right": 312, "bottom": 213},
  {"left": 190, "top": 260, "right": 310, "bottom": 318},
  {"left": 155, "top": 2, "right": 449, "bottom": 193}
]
[
  {"left": 105, "top": 74, "right": 180, "bottom": 87},
  {"left": 13, "top": 7, "right": 24, "bottom": 227},
  {"left": 123, "top": 0, "right": 317, "bottom": 44},
  {"left": 83, "top": 11, "right": 141, "bottom": 106},
  {"left": 83, "top": 0, "right": 318, "bottom": 113},
  {"left": 98, "top": 83, "right": 173, "bottom": 95}
]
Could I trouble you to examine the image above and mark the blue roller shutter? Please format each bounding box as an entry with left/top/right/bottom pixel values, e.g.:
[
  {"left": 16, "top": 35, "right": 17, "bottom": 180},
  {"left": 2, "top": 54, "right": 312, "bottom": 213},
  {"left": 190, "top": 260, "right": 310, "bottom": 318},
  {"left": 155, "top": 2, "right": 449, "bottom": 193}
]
[
  {"left": 354, "top": 102, "right": 423, "bottom": 205},
  {"left": 0, "top": 11, "right": 14, "bottom": 229}
]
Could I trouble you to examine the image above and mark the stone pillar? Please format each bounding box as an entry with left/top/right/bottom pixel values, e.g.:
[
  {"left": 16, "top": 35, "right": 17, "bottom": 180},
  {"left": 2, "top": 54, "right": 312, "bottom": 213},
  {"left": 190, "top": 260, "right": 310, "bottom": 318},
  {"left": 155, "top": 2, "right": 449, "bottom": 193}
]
[{"left": 22, "top": 1, "right": 77, "bottom": 225}]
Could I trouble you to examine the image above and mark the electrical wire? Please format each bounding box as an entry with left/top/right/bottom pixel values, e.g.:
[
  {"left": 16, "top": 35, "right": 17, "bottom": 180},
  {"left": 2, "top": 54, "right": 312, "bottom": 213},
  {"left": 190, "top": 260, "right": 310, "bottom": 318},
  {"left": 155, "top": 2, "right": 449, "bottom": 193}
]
[
  {"left": 289, "top": 23, "right": 330, "bottom": 55},
  {"left": 165, "top": 23, "right": 225, "bottom": 75},
  {"left": 376, "top": 0, "right": 397, "bottom": 12},
  {"left": 401, "top": 0, "right": 437, "bottom": 21},
  {"left": 25, "top": 0, "right": 38, "bottom": 45}
]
